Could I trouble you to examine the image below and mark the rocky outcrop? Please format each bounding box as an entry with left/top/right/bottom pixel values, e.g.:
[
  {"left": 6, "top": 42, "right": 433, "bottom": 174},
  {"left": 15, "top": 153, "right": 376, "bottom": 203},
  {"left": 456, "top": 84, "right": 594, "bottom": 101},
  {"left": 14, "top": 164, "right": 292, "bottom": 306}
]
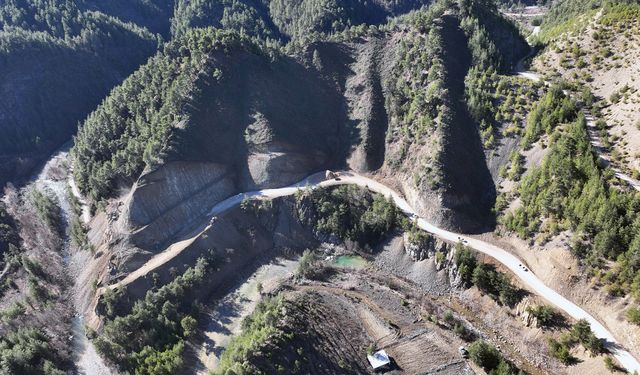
[
  {"left": 122, "top": 161, "right": 236, "bottom": 251},
  {"left": 403, "top": 233, "right": 450, "bottom": 262},
  {"left": 114, "top": 197, "right": 317, "bottom": 305},
  {"left": 245, "top": 146, "right": 327, "bottom": 189},
  {"left": 446, "top": 249, "right": 465, "bottom": 289},
  {"left": 515, "top": 297, "right": 540, "bottom": 328},
  {"left": 345, "top": 38, "right": 393, "bottom": 172}
]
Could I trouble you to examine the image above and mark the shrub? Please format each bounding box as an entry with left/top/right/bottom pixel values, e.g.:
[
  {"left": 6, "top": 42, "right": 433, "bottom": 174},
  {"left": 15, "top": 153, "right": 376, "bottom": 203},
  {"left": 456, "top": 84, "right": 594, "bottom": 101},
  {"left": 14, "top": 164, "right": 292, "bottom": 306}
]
[
  {"left": 443, "top": 310, "right": 454, "bottom": 324},
  {"left": 526, "top": 305, "right": 559, "bottom": 327},
  {"left": 468, "top": 340, "right": 501, "bottom": 370},
  {"left": 604, "top": 355, "right": 615, "bottom": 372},
  {"left": 571, "top": 319, "right": 604, "bottom": 355},
  {"left": 30, "top": 189, "right": 61, "bottom": 232},
  {"left": 454, "top": 243, "right": 477, "bottom": 286},
  {"left": 547, "top": 337, "right": 575, "bottom": 365},
  {"left": 610, "top": 91, "right": 621, "bottom": 104},
  {"left": 296, "top": 249, "right": 325, "bottom": 280},
  {"left": 626, "top": 306, "right": 640, "bottom": 325}
]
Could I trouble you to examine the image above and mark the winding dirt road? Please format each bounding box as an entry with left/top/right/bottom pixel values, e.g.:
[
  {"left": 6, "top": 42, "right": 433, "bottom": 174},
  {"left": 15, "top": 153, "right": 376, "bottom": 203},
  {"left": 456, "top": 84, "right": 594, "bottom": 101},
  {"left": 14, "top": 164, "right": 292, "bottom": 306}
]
[
  {"left": 103, "top": 170, "right": 640, "bottom": 373},
  {"left": 97, "top": 32, "right": 640, "bottom": 371}
]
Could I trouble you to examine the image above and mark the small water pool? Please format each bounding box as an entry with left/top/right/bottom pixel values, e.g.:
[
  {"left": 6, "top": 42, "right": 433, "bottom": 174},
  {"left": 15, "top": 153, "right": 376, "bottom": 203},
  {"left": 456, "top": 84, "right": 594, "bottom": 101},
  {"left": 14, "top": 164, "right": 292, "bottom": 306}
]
[{"left": 334, "top": 255, "right": 368, "bottom": 269}]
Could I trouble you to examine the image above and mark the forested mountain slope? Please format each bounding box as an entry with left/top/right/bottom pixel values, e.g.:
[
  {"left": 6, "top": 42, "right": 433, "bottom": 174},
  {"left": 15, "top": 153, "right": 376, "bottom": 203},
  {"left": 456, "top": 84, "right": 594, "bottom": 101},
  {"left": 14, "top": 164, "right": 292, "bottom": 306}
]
[
  {"left": 1, "top": 0, "right": 536, "bottom": 373},
  {"left": 534, "top": 2, "right": 640, "bottom": 177},
  {"left": 71, "top": 0, "right": 527, "bottom": 247},
  {"left": 170, "top": 0, "right": 433, "bottom": 40},
  {"left": 540, "top": 0, "right": 639, "bottom": 34},
  {"left": 0, "top": 0, "right": 166, "bottom": 186},
  {"left": 0, "top": 0, "right": 435, "bottom": 188},
  {"left": 484, "top": 0, "right": 640, "bottom": 361}
]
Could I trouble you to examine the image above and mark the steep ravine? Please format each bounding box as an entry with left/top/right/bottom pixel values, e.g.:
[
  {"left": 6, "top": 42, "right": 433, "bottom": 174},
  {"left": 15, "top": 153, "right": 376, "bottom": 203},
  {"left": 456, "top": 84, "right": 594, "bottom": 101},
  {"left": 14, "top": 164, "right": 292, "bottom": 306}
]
[{"left": 31, "top": 145, "right": 111, "bottom": 375}]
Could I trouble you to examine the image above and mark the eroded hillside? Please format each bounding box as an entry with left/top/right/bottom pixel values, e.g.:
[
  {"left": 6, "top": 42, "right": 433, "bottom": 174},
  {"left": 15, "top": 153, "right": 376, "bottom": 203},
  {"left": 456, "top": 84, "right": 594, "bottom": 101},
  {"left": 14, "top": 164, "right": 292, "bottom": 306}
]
[
  {"left": 63, "top": 1, "right": 547, "bottom": 373},
  {"left": 9, "top": 0, "right": 640, "bottom": 374}
]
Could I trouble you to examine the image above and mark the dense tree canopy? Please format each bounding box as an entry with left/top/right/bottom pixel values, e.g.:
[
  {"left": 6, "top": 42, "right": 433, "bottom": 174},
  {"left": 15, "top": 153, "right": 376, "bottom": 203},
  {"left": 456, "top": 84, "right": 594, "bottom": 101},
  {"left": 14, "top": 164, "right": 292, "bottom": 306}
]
[{"left": 95, "top": 258, "right": 211, "bottom": 374}]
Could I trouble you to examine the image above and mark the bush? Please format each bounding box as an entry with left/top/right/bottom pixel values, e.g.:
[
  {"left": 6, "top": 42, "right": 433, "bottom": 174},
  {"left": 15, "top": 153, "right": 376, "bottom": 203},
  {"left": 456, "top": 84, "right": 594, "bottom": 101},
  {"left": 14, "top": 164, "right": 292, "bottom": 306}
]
[
  {"left": 296, "top": 249, "right": 326, "bottom": 280},
  {"left": 30, "top": 189, "right": 61, "bottom": 232},
  {"left": 443, "top": 310, "right": 454, "bottom": 324},
  {"left": 526, "top": 305, "right": 559, "bottom": 327},
  {"left": 610, "top": 91, "right": 621, "bottom": 104},
  {"left": 454, "top": 243, "right": 477, "bottom": 286},
  {"left": 604, "top": 356, "right": 615, "bottom": 372},
  {"left": 626, "top": 306, "right": 640, "bottom": 325},
  {"left": 468, "top": 340, "right": 501, "bottom": 370},
  {"left": 547, "top": 337, "right": 575, "bottom": 365},
  {"left": 453, "top": 323, "right": 473, "bottom": 341},
  {"left": 571, "top": 319, "right": 604, "bottom": 355}
]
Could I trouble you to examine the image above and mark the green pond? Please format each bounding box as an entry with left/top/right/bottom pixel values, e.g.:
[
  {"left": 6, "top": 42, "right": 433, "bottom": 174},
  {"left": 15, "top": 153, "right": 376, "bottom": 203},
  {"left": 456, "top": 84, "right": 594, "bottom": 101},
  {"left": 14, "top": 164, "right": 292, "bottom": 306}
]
[{"left": 334, "top": 255, "right": 368, "bottom": 269}]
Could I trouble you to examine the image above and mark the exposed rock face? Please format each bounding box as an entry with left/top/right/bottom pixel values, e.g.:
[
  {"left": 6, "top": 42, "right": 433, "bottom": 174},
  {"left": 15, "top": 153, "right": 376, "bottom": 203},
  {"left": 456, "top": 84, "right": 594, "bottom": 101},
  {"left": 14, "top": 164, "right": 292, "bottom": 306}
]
[
  {"left": 345, "top": 38, "right": 393, "bottom": 172},
  {"left": 123, "top": 161, "right": 235, "bottom": 251},
  {"left": 446, "top": 249, "right": 465, "bottom": 289},
  {"left": 245, "top": 146, "right": 327, "bottom": 189},
  {"left": 515, "top": 297, "right": 540, "bottom": 328},
  {"left": 116, "top": 197, "right": 317, "bottom": 305},
  {"left": 403, "top": 233, "right": 450, "bottom": 262}
]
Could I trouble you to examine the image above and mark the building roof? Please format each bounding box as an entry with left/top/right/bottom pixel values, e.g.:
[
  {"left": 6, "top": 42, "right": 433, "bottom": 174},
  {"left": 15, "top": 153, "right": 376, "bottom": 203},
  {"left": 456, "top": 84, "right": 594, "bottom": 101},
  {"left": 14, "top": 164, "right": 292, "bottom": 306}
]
[{"left": 367, "top": 349, "right": 391, "bottom": 369}]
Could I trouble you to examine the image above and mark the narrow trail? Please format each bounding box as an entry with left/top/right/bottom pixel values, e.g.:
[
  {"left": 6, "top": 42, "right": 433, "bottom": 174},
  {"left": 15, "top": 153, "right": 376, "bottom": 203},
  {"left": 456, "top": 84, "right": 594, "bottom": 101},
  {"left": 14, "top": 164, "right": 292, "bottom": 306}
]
[
  {"left": 584, "top": 111, "right": 640, "bottom": 191},
  {"left": 514, "top": 38, "right": 640, "bottom": 192},
  {"left": 103, "top": 170, "right": 640, "bottom": 373}
]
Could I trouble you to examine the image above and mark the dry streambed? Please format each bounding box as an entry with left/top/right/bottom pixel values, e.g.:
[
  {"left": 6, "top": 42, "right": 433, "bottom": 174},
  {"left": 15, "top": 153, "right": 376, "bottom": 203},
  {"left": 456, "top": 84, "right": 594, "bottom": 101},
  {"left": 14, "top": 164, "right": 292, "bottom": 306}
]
[{"left": 196, "top": 258, "right": 299, "bottom": 373}]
